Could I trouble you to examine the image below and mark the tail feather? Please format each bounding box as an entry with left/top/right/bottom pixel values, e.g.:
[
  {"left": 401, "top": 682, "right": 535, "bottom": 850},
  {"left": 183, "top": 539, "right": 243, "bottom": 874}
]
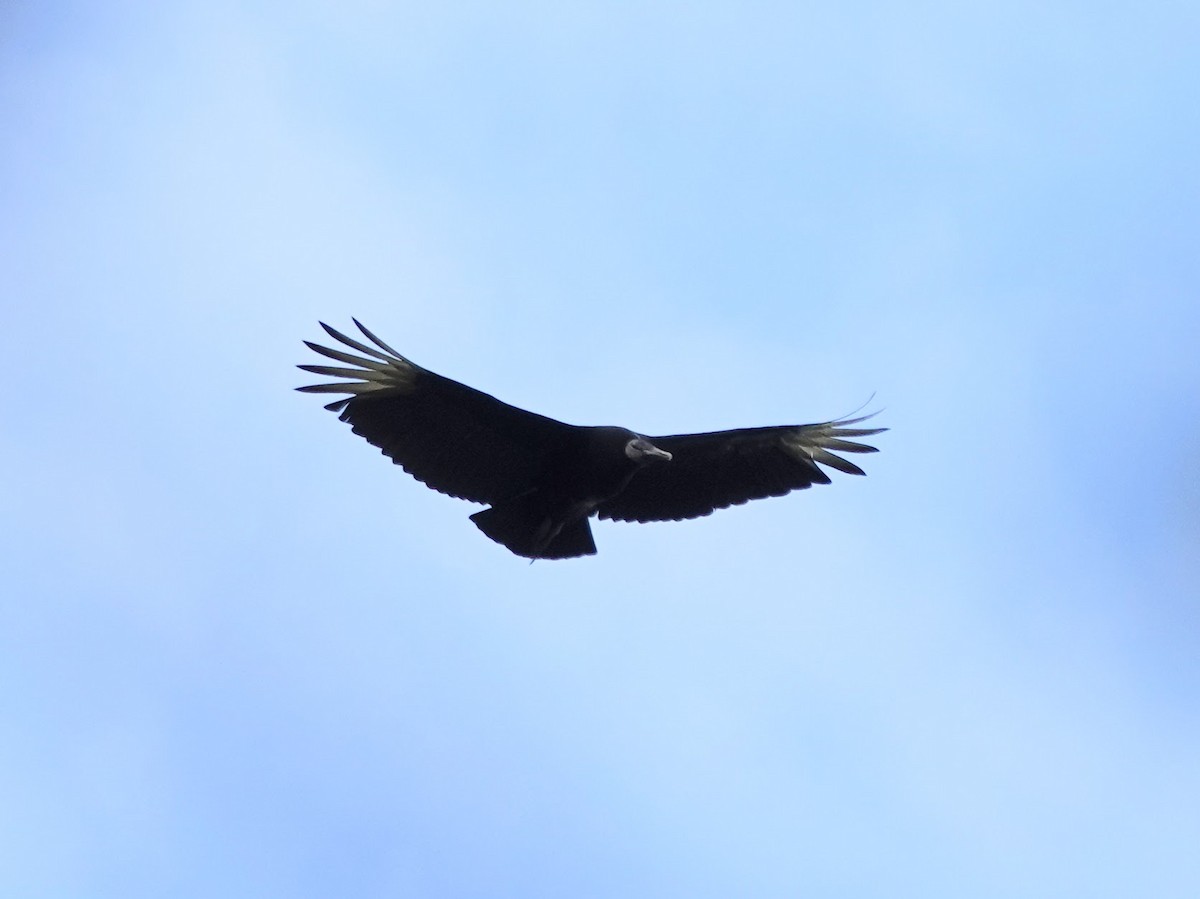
[
  {"left": 470, "top": 499, "right": 596, "bottom": 560},
  {"left": 540, "top": 517, "right": 597, "bottom": 559}
]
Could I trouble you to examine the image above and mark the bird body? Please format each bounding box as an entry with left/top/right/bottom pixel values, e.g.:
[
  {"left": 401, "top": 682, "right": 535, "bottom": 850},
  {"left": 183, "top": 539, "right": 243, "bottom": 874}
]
[
  {"left": 299, "top": 321, "right": 885, "bottom": 560},
  {"left": 467, "top": 426, "right": 672, "bottom": 558}
]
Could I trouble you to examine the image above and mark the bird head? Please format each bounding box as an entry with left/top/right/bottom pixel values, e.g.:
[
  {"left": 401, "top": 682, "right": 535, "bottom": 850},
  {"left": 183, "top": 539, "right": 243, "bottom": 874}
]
[{"left": 625, "top": 437, "right": 672, "bottom": 464}]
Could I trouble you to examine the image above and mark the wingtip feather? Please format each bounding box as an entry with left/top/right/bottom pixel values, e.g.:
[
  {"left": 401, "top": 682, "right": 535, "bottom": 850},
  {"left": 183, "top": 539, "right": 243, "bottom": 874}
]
[{"left": 297, "top": 322, "right": 420, "bottom": 404}]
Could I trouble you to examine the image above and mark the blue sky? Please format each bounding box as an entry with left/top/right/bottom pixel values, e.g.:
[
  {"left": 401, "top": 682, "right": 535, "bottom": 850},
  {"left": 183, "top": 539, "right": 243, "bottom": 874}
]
[{"left": 2, "top": 2, "right": 1198, "bottom": 896}]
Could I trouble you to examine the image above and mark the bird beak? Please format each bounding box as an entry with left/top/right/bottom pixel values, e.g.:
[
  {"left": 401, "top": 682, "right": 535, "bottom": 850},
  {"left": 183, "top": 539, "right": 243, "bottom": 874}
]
[{"left": 646, "top": 446, "right": 672, "bottom": 462}]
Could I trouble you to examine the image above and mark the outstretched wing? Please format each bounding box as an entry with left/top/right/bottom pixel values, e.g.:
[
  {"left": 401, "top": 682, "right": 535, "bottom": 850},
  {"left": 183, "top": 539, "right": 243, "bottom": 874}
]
[
  {"left": 596, "top": 415, "right": 886, "bottom": 523},
  {"left": 297, "top": 320, "right": 577, "bottom": 505}
]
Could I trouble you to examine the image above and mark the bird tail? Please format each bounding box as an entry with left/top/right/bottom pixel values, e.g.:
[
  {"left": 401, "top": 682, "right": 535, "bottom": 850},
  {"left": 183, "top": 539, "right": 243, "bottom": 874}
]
[{"left": 470, "top": 499, "right": 597, "bottom": 560}]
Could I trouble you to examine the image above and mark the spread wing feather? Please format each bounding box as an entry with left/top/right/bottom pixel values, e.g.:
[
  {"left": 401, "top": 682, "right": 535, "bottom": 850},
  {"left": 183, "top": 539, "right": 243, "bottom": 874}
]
[
  {"left": 298, "top": 320, "right": 576, "bottom": 504},
  {"left": 595, "top": 416, "right": 885, "bottom": 523}
]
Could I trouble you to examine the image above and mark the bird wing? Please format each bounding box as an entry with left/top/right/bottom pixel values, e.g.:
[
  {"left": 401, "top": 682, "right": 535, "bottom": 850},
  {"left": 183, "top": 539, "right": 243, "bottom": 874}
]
[
  {"left": 595, "top": 416, "right": 886, "bottom": 523},
  {"left": 298, "top": 320, "right": 576, "bottom": 505}
]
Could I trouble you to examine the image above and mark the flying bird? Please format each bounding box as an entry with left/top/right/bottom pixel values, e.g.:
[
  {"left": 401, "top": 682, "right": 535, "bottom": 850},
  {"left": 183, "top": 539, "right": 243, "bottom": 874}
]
[{"left": 298, "top": 320, "right": 885, "bottom": 560}]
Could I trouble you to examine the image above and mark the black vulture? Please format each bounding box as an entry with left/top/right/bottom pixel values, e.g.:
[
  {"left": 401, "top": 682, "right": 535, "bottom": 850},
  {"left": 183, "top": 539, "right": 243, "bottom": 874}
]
[{"left": 298, "top": 320, "right": 886, "bottom": 560}]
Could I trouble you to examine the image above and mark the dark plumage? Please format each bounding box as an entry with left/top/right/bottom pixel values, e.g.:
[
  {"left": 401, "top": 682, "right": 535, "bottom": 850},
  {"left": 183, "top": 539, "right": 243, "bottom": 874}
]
[{"left": 298, "top": 320, "right": 886, "bottom": 560}]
